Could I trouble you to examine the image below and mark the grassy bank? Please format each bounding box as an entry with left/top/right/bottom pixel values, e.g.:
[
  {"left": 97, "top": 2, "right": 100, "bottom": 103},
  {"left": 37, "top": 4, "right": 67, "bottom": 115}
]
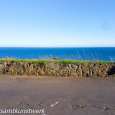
[{"left": 0, "top": 58, "right": 115, "bottom": 66}]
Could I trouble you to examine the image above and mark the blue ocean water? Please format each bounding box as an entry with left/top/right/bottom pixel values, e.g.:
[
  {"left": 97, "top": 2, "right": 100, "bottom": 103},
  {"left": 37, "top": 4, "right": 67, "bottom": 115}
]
[{"left": 0, "top": 47, "right": 115, "bottom": 61}]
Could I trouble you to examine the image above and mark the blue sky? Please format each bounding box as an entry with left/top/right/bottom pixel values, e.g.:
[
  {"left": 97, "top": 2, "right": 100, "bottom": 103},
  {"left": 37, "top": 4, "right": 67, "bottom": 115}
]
[{"left": 0, "top": 0, "right": 115, "bottom": 47}]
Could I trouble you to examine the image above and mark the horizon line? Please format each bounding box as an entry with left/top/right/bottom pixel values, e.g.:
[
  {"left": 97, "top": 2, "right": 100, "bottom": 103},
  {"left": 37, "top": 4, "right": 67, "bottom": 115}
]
[{"left": 0, "top": 46, "right": 115, "bottom": 48}]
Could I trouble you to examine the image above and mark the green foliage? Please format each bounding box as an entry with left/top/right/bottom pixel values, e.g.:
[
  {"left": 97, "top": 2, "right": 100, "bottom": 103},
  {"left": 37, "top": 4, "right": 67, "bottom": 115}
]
[
  {"left": 0, "top": 58, "right": 115, "bottom": 65},
  {"left": 57, "top": 60, "right": 86, "bottom": 65},
  {"left": 0, "top": 59, "right": 28, "bottom": 63},
  {"left": 35, "top": 57, "right": 39, "bottom": 59},
  {"left": 88, "top": 61, "right": 115, "bottom": 64},
  {"left": 30, "top": 60, "right": 45, "bottom": 65}
]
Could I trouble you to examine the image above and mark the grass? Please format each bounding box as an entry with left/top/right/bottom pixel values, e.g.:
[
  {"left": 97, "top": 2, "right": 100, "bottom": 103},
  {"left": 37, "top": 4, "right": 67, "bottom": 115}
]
[{"left": 0, "top": 58, "right": 115, "bottom": 66}]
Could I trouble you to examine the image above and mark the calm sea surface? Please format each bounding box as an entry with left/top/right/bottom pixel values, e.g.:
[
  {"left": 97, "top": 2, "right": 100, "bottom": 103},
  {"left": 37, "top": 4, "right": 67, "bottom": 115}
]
[{"left": 0, "top": 47, "right": 115, "bottom": 61}]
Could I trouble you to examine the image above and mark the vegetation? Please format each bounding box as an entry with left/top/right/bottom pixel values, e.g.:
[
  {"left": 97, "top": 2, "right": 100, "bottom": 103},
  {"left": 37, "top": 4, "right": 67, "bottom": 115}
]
[
  {"left": 81, "top": 104, "right": 88, "bottom": 108},
  {"left": 0, "top": 58, "right": 115, "bottom": 66}
]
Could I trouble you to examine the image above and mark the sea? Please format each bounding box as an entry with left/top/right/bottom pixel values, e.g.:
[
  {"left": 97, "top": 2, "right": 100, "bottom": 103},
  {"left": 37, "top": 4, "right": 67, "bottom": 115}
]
[{"left": 0, "top": 47, "right": 115, "bottom": 61}]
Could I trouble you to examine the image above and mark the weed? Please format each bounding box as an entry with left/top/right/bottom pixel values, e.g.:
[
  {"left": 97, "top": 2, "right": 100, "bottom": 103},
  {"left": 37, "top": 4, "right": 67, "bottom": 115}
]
[
  {"left": 35, "top": 57, "right": 39, "bottom": 59},
  {"left": 4, "top": 103, "right": 10, "bottom": 105},
  {"left": 8, "top": 73, "right": 11, "bottom": 75},
  {"left": 81, "top": 104, "right": 88, "bottom": 108},
  {"left": 6, "top": 56, "right": 9, "bottom": 59}
]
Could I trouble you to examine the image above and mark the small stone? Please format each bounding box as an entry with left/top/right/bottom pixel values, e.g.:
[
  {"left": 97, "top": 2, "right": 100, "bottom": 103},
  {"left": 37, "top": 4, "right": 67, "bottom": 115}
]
[{"left": 68, "top": 64, "right": 71, "bottom": 68}]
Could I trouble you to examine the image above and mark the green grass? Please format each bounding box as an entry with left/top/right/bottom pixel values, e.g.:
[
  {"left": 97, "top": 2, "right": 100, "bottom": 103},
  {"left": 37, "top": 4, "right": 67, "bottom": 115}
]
[
  {"left": 0, "top": 59, "right": 115, "bottom": 65},
  {"left": 57, "top": 60, "right": 86, "bottom": 65},
  {"left": 0, "top": 59, "right": 28, "bottom": 63}
]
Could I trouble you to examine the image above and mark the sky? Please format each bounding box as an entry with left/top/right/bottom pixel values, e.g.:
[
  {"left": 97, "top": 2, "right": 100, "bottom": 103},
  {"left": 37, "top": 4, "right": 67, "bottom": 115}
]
[{"left": 0, "top": 0, "right": 115, "bottom": 47}]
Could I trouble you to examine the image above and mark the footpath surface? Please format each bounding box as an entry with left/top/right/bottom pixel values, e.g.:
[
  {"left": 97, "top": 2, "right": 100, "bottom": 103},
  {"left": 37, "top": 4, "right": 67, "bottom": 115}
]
[{"left": 0, "top": 75, "right": 115, "bottom": 115}]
